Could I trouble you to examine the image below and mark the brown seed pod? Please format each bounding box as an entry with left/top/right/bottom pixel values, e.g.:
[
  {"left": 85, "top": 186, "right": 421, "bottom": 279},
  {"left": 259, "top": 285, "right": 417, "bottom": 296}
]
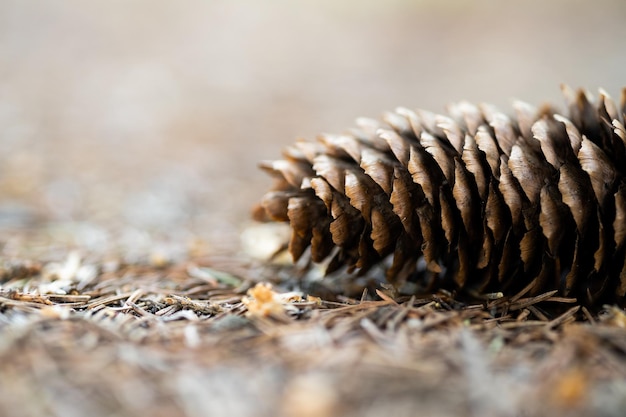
[{"left": 253, "top": 86, "right": 626, "bottom": 307}]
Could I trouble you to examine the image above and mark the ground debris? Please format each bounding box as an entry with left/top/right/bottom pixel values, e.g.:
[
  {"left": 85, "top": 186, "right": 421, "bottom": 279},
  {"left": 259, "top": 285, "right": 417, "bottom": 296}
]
[
  {"left": 0, "top": 239, "right": 625, "bottom": 417},
  {"left": 163, "top": 294, "right": 223, "bottom": 316},
  {"left": 241, "top": 282, "right": 317, "bottom": 320}
]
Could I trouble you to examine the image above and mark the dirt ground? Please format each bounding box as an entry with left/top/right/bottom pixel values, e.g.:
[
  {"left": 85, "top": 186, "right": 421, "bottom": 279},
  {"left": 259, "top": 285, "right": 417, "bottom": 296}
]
[{"left": 1, "top": 1, "right": 626, "bottom": 416}]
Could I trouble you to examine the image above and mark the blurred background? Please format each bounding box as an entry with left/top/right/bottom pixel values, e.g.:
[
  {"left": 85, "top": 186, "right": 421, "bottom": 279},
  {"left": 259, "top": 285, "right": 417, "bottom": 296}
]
[{"left": 0, "top": 0, "right": 625, "bottom": 260}]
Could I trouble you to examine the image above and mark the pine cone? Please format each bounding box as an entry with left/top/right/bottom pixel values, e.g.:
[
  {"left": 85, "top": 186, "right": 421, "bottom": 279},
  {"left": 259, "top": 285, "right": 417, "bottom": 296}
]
[{"left": 253, "top": 86, "right": 626, "bottom": 307}]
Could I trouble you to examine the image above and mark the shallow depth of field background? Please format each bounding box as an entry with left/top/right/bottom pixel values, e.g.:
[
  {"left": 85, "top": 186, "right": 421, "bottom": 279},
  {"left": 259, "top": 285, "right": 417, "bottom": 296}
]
[{"left": 0, "top": 0, "right": 625, "bottom": 254}]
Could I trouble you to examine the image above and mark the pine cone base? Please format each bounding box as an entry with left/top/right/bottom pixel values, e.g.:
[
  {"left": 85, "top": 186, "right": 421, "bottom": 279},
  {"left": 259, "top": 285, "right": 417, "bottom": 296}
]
[{"left": 254, "top": 86, "right": 626, "bottom": 307}]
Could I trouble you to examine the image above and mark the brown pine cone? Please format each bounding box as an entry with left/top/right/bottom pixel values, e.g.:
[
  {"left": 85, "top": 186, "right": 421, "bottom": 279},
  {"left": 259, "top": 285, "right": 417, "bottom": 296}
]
[{"left": 253, "top": 86, "right": 626, "bottom": 307}]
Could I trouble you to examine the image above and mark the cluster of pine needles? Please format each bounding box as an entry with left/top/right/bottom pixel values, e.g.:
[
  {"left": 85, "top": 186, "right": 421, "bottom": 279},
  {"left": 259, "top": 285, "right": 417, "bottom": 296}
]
[{"left": 1, "top": 238, "right": 626, "bottom": 417}]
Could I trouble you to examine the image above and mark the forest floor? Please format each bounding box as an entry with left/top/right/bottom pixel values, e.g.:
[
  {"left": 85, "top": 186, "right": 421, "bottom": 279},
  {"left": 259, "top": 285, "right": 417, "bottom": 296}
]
[{"left": 1, "top": 222, "right": 626, "bottom": 417}]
